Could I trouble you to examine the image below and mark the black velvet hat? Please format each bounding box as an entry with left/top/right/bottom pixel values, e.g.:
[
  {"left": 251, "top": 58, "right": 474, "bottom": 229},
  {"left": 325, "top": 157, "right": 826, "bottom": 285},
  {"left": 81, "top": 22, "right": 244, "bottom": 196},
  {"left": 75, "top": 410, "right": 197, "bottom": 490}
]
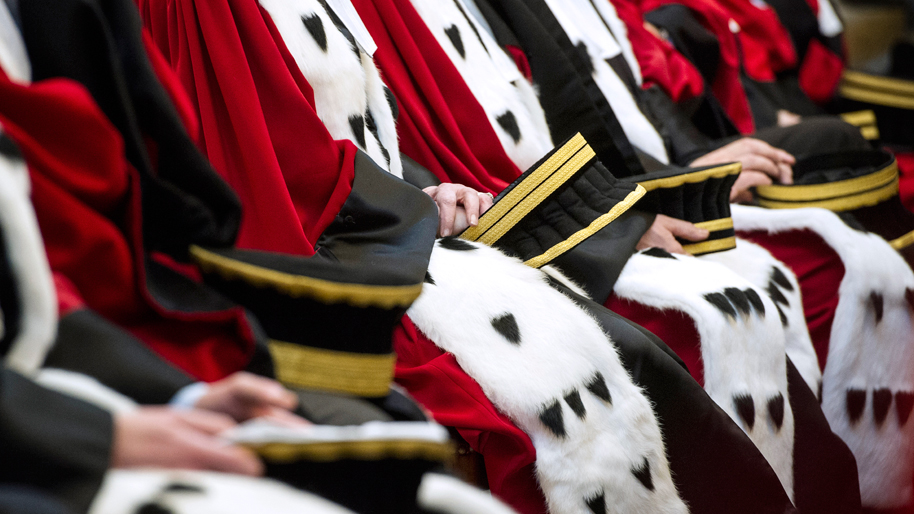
[
  {"left": 837, "top": 69, "right": 914, "bottom": 148},
  {"left": 756, "top": 149, "right": 914, "bottom": 267},
  {"left": 460, "top": 133, "right": 647, "bottom": 268},
  {"left": 190, "top": 245, "right": 423, "bottom": 400},
  {"left": 634, "top": 162, "right": 742, "bottom": 255}
]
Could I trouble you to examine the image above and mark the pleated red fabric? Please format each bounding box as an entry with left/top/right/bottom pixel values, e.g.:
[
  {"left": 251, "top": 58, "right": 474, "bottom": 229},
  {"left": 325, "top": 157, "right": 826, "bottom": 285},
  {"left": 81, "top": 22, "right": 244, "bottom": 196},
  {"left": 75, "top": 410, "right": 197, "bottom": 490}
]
[
  {"left": 634, "top": 0, "right": 756, "bottom": 134},
  {"left": 352, "top": 0, "right": 521, "bottom": 195},
  {"left": 0, "top": 72, "right": 255, "bottom": 381},
  {"left": 607, "top": 0, "right": 706, "bottom": 105},
  {"left": 138, "top": 0, "right": 355, "bottom": 256}
]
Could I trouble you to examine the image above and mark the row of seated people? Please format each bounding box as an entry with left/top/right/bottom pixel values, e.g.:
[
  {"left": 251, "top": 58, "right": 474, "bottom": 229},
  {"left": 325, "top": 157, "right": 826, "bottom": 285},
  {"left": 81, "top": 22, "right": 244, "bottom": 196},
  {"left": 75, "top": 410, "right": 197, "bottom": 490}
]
[{"left": 2, "top": 0, "right": 913, "bottom": 513}]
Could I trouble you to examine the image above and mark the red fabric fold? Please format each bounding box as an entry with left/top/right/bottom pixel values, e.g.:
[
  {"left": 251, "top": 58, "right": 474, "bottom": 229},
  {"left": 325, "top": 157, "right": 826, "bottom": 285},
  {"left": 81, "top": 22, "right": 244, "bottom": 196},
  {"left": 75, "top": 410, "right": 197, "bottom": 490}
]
[
  {"left": 0, "top": 73, "right": 253, "bottom": 381},
  {"left": 352, "top": 0, "right": 521, "bottom": 195},
  {"left": 138, "top": 0, "right": 354, "bottom": 255}
]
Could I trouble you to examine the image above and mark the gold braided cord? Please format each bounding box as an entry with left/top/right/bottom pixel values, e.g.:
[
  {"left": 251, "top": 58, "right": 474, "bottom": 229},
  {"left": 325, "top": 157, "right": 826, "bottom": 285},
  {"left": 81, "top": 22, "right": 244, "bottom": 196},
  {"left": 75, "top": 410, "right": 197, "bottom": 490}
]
[
  {"left": 694, "top": 218, "right": 734, "bottom": 232},
  {"left": 269, "top": 340, "right": 395, "bottom": 398},
  {"left": 757, "top": 181, "right": 899, "bottom": 212},
  {"left": 756, "top": 162, "right": 897, "bottom": 202},
  {"left": 637, "top": 163, "right": 742, "bottom": 191},
  {"left": 244, "top": 439, "right": 454, "bottom": 464},
  {"left": 682, "top": 237, "right": 737, "bottom": 256}
]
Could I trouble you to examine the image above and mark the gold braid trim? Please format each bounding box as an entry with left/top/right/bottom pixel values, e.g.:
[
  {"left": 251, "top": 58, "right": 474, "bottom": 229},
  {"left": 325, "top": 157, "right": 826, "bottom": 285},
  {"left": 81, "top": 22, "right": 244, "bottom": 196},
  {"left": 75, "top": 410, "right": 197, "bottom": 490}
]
[
  {"left": 269, "top": 340, "right": 395, "bottom": 398},
  {"left": 756, "top": 162, "right": 897, "bottom": 202},
  {"left": 524, "top": 185, "right": 646, "bottom": 268},
  {"left": 840, "top": 110, "right": 877, "bottom": 126},
  {"left": 189, "top": 246, "right": 422, "bottom": 309},
  {"left": 682, "top": 237, "right": 737, "bottom": 256},
  {"left": 637, "top": 163, "right": 742, "bottom": 191},
  {"left": 693, "top": 218, "right": 734, "bottom": 232},
  {"left": 243, "top": 439, "right": 454, "bottom": 464},
  {"left": 890, "top": 230, "right": 914, "bottom": 251},
  {"left": 757, "top": 180, "right": 899, "bottom": 212}
]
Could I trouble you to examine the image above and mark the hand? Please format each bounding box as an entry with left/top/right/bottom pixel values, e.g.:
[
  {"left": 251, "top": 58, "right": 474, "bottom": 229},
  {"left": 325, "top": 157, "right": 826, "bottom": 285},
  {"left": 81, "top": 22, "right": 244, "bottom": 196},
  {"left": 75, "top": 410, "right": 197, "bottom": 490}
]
[
  {"left": 730, "top": 170, "right": 773, "bottom": 203},
  {"left": 636, "top": 214, "right": 710, "bottom": 254},
  {"left": 194, "top": 372, "right": 306, "bottom": 426},
  {"left": 423, "top": 184, "right": 495, "bottom": 237},
  {"left": 690, "top": 138, "right": 795, "bottom": 187},
  {"left": 777, "top": 109, "right": 801, "bottom": 127},
  {"left": 112, "top": 407, "right": 263, "bottom": 476}
]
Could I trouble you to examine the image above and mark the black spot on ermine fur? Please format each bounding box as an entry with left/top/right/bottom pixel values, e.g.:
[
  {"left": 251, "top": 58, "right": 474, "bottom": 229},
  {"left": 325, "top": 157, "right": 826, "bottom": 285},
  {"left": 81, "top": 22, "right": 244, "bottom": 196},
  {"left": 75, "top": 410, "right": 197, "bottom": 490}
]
[
  {"left": 564, "top": 389, "right": 586, "bottom": 419},
  {"left": 641, "top": 247, "right": 675, "bottom": 259},
  {"left": 744, "top": 288, "right": 765, "bottom": 316},
  {"left": 135, "top": 503, "right": 175, "bottom": 514},
  {"left": 301, "top": 14, "right": 327, "bottom": 52},
  {"left": 767, "top": 393, "right": 785, "bottom": 431},
  {"left": 847, "top": 389, "right": 867, "bottom": 423},
  {"left": 586, "top": 372, "right": 612, "bottom": 404},
  {"left": 424, "top": 272, "right": 435, "bottom": 285},
  {"left": 445, "top": 25, "right": 465, "bottom": 58},
  {"left": 723, "top": 287, "right": 750, "bottom": 316},
  {"left": 873, "top": 388, "right": 893, "bottom": 425},
  {"left": 734, "top": 394, "right": 755, "bottom": 430},
  {"left": 491, "top": 313, "right": 521, "bottom": 345},
  {"left": 896, "top": 391, "right": 914, "bottom": 426},
  {"left": 384, "top": 86, "right": 399, "bottom": 121},
  {"left": 0, "top": 135, "right": 22, "bottom": 161},
  {"left": 438, "top": 237, "right": 477, "bottom": 251},
  {"left": 906, "top": 288, "right": 914, "bottom": 312},
  {"left": 767, "top": 280, "right": 789, "bottom": 307},
  {"left": 348, "top": 114, "right": 366, "bottom": 148},
  {"left": 585, "top": 492, "right": 606, "bottom": 514},
  {"left": 631, "top": 457, "right": 654, "bottom": 491},
  {"left": 775, "top": 304, "right": 789, "bottom": 327},
  {"left": 163, "top": 482, "right": 204, "bottom": 493},
  {"left": 771, "top": 267, "right": 794, "bottom": 292},
  {"left": 870, "top": 292, "right": 884, "bottom": 324},
  {"left": 704, "top": 292, "right": 737, "bottom": 319},
  {"left": 539, "top": 400, "right": 566, "bottom": 438},
  {"left": 496, "top": 111, "right": 522, "bottom": 143}
]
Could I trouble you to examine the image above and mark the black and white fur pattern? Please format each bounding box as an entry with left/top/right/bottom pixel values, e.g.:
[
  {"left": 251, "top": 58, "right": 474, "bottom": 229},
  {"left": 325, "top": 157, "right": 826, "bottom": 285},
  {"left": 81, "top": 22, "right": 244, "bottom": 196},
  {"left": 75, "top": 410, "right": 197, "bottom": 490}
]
[
  {"left": 732, "top": 204, "right": 914, "bottom": 509},
  {"left": 409, "top": 0, "right": 555, "bottom": 170},
  {"left": 702, "top": 238, "right": 822, "bottom": 394},
  {"left": 409, "top": 239, "right": 687, "bottom": 514},
  {"left": 259, "top": 0, "right": 403, "bottom": 178},
  {"left": 0, "top": 132, "right": 58, "bottom": 375},
  {"left": 539, "top": 0, "right": 669, "bottom": 165},
  {"left": 613, "top": 248, "right": 796, "bottom": 499}
]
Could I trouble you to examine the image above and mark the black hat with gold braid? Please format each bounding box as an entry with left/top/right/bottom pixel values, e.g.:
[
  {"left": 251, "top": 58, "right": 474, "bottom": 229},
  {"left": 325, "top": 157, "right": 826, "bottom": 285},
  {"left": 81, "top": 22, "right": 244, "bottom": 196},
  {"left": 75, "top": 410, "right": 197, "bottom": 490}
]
[
  {"left": 189, "top": 244, "right": 459, "bottom": 513},
  {"left": 756, "top": 149, "right": 914, "bottom": 269},
  {"left": 460, "top": 133, "right": 647, "bottom": 269},
  {"left": 633, "top": 162, "right": 742, "bottom": 256}
]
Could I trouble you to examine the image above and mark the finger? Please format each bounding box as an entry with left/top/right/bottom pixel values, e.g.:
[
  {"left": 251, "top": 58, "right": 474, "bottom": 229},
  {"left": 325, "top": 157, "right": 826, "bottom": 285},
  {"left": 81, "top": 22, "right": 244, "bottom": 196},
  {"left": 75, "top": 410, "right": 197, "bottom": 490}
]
[
  {"left": 436, "top": 187, "right": 458, "bottom": 237},
  {"left": 257, "top": 407, "right": 313, "bottom": 427},
  {"left": 227, "top": 373, "right": 298, "bottom": 410},
  {"left": 777, "top": 161, "right": 793, "bottom": 185},
  {"left": 664, "top": 217, "right": 709, "bottom": 242},
  {"left": 457, "top": 187, "right": 481, "bottom": 226},
  {"left": 741, "top": 154, "right": 781, "bottom": 179},
  {"left": 477, "top": 192, "right": 494, "bottom": 214},
  {"left": 730, "top": 171, "right": 773, "bottom": 203},
  {"left": 185, "top": 437, "right": 265, "bottom": 476},
  {"left": 422, "top": 186, "right": 439, "bottom": 200},
  {"left": 174, "top": 409, "right": 238, "bottom": 435}
]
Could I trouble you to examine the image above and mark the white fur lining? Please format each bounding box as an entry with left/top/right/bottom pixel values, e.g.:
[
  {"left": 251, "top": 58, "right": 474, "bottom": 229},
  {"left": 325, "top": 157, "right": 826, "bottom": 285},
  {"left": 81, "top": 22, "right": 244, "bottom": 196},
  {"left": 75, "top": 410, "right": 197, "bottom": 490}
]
[
  {"left": 0, "top": 142, "right": 58, "bottom": 375},
  {"left": 408, "top": 240, "right": 687, "bottom": 514},
  {"left": 613, "top": 250, "right": 796, "bottom": 499},
  {"left": 34, "top": 369, "right": 139, "bottom": 414},
  {"left": 260, "top": 0, "right": 402, "bottom": 178},
  {"left": 702, "top": 238, "right": 822, "bottom": 393},
  {"left": 410, "top": 0, "right": 555, "bottom": 171},
  {"left": 732, "top": 204, "right": 914, "bottom": 508},
  {"left": 90, "top": 470, "right": 356, "bottom": 514}
]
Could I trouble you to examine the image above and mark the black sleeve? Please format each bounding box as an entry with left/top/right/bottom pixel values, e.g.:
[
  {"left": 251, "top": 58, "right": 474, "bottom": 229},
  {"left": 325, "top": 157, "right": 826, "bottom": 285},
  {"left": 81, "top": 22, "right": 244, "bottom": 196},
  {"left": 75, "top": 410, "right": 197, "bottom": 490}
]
[
  {"left": 0, "top": 369, "right": 112, "bottom": 514},
  {"left": 44, "top": 308, "right": 195, "bottom": 405}
]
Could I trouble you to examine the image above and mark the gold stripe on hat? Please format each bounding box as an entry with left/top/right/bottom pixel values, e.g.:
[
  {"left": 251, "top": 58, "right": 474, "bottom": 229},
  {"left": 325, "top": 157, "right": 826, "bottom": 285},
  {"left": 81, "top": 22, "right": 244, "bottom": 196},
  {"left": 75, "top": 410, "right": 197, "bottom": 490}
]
[
  {"left": 637, "top": 163, "right": 742, "bottom": 191},
  {"left": 243, "top": 439, "right": 454, "bottom": 464},
  {"left": 757, "top": 180, "right": 899, "bottom": 212},
  {"left": 890, "top": 230, "right": 914, "bottom": 251},
  {"left": 524, "top": 185, "right": 646, "bottom": 268},
  {"left": 269, "top": 340, "right": 396, "bottom": 398},
  {"left": 694, "top": 217, "right": 734, "bottom": 232},
  {"left": 474, "top": 144, "right": 597, "bottom": 246},
  {"left": 682, "top": 236, "right": 737, "bottom": 256},
  {"left": 860, "top": 125, "right": 881, "bottom": 140},
  {"left": 840, "top": 109, "right": 877, "bottom": 127},
  {"left": 189, "top": 246, "right": 422, "bottom": 309},
  {"left": 756, "top": 162, "right": 897, "bottom": 202},
  {"left": 462, "top": 133, "right": 587, "bottom": 241},
  {"left": 843, "top": 70, "right": 914, "bottom": 96},
  {"left": 839, "top": 84, "right": 914, "bottom": 110}
]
